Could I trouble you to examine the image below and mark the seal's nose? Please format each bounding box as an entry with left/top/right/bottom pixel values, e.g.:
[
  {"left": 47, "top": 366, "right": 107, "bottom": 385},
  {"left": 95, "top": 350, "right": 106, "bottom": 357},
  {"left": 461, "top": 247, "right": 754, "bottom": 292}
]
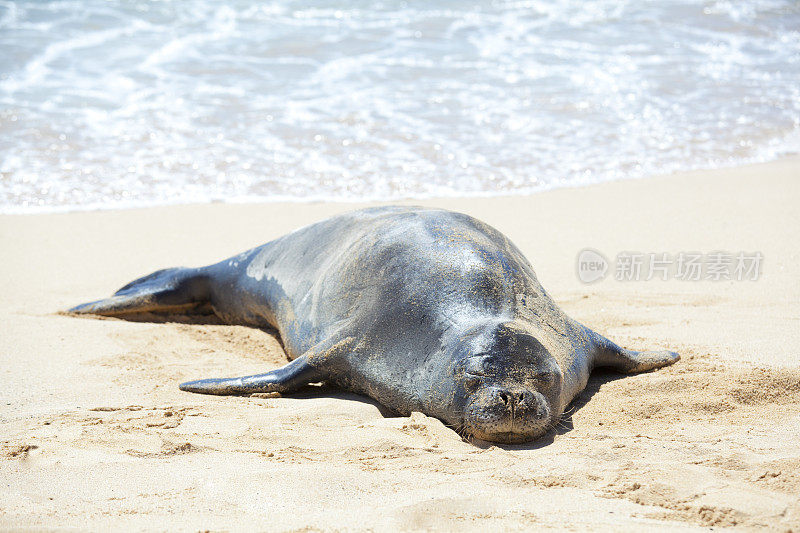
[
  {"left": 496, "top": 389, "right": 527, "bottom": 409},
  {"left": 497, "top": 389, "right": 528, "bottom": 407},
  {"left": 495, "top": 387, "right": 549, "bottom": 422},
  {"left": 498, "top": 390, "right": 510, "bottom": 405}
]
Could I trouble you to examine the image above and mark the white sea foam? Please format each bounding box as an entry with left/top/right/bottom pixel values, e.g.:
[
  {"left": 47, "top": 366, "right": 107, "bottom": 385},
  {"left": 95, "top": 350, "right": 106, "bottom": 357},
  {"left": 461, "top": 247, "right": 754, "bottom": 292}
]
[{"left": 0, "top": 0, "right": 798, "bottom": 212}]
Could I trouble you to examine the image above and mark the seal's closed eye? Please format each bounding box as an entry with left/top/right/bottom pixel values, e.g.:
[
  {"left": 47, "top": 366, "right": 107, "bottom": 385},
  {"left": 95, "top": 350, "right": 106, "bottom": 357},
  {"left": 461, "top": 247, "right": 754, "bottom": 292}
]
[
  {"left": 537, "top": 370, "right": 558, "bottom": 384},
  {"left": 464, "top": 355, "right": 488, "bottom": 376}
]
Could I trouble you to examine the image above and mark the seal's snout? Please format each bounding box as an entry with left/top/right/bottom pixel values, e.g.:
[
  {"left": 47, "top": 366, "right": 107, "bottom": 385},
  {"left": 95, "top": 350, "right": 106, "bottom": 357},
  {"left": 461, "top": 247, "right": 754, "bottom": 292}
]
[{"left": 464, "top": 386, "right": 551, "bottom": 444}]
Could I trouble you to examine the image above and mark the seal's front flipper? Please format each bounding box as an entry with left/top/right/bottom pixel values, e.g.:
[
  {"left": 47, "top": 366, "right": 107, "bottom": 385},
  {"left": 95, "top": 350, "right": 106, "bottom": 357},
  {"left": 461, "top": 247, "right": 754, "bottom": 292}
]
[
  {"left": 179, "top": 336, "right": 356, "bottom": 396},
  {"left": 67, "top": 267, "right": 211, "bottom": 317},
  {"left": 588, "top": 328, "right": 679, "bottom": 374},
  {"left": 180, "top": 354, "right": 324, "bottom": 396},
  {"left": 596, "top": 343, "right": 680, "bottom": 374}
]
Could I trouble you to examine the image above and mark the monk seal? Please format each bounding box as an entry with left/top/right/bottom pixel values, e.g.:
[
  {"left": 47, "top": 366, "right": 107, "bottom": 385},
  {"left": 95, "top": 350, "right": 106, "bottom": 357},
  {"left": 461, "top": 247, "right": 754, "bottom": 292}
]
[{"left": 69, "top": 206, "right": 679, "bottom": 444}]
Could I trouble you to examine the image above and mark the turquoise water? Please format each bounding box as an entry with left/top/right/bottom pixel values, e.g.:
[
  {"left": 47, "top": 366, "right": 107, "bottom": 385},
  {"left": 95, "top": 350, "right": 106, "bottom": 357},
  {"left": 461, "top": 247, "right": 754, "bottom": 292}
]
[{"left": 1, "top": 0, "right": 798, "bottom": 212}]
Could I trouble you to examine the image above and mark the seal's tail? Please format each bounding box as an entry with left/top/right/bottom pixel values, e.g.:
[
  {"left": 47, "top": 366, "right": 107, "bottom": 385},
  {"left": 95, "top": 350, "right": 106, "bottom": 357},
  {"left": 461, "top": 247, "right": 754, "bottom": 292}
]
[{"left": 66, "top": 267, "right": 212, "bottom": 317}]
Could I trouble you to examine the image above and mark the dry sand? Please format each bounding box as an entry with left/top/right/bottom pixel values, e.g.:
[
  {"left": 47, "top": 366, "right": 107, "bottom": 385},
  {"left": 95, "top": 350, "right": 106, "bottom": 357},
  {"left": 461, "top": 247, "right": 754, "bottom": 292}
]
[{"left": 2, "top": 158, "right": 799, "bottom": 531}]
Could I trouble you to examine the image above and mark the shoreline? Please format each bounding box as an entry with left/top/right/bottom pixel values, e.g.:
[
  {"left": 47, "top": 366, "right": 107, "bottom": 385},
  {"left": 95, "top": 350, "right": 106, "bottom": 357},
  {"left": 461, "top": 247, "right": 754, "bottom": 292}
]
[
  {"left": 2, "top": 157, "right": 799, "bottom": 530},
  {"left": 3, "top": 155, "right": 798, "bottom": 216}
]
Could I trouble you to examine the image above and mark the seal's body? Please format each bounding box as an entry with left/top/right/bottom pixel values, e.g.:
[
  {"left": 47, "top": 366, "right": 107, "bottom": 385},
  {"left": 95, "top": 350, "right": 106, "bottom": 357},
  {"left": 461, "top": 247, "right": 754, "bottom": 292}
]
[{"left": 70, "top": 206, "right": 678, "bottom": 443}]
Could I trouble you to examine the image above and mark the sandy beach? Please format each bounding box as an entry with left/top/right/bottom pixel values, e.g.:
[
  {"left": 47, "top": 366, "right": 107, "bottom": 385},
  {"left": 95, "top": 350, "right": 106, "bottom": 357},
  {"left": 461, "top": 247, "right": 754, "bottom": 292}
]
[{"left": 2, "top": 158, "right": 799, "bottom": 531}]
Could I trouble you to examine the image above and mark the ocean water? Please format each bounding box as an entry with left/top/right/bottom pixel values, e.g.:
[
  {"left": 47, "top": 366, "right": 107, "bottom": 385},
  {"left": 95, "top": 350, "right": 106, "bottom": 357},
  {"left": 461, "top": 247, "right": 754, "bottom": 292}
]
[{"left": 1, "top": 0, "right": 798, "bottom": 213}]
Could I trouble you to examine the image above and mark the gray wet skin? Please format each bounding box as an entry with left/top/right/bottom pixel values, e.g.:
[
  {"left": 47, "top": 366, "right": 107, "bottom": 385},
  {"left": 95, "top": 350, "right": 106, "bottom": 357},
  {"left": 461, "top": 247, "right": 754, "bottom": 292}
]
[{"left": 69, "top": 206, "right": 679, "bottom": 444}]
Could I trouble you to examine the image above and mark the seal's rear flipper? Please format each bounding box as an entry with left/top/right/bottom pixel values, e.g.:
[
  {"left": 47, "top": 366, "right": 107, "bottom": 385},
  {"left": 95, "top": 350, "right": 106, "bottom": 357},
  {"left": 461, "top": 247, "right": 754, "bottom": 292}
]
[
  {"left": 67, "top": 267, "right": 211, "bottom": 317},
  {"left": 180, "top": 355, "right": 325, "bottom": 396}
]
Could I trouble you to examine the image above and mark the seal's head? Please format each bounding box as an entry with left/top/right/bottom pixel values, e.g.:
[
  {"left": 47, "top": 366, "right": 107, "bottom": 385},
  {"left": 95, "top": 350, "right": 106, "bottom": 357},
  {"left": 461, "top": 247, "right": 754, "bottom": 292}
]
[{"left": 450, "top": 321, "right": 563, "bottom": 444}]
